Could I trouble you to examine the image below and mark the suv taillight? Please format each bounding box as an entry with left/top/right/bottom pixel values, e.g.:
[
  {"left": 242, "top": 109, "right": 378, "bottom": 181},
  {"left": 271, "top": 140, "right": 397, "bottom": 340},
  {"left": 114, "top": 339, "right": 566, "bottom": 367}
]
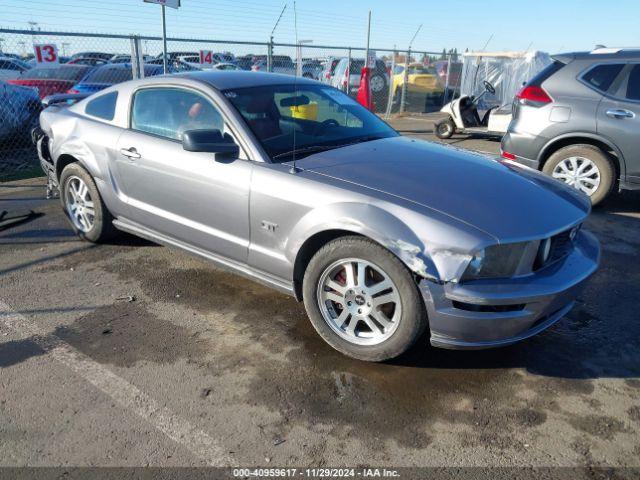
[{"left": 516, "top": 85, "right": 552, "bottom": 106}]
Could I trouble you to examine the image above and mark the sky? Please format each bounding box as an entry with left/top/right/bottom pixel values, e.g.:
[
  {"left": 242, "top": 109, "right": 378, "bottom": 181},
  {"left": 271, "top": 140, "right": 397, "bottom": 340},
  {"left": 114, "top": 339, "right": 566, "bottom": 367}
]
[{"left": 1, "top": 0, "right": 639, "bottom": 57}]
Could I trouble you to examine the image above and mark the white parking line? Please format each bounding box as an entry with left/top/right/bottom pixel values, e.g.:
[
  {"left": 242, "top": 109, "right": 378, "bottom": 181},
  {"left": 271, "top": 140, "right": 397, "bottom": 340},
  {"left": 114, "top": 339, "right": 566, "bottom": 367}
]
[{"left": 0, "top": 300, "right": 232, "bottom": 467}]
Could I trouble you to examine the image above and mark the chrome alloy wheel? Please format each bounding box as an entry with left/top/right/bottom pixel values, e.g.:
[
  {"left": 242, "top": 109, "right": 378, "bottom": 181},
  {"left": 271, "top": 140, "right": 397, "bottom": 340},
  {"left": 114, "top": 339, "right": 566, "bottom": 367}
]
[
  {"left": 64, "top": 175, "right": 95, "bottom": 232},
  {"left": 552, "top": 156, "right": 601, "bottom": 196},
  {"left": 317, "top": 258, "right": 402, "bottom": 346}
]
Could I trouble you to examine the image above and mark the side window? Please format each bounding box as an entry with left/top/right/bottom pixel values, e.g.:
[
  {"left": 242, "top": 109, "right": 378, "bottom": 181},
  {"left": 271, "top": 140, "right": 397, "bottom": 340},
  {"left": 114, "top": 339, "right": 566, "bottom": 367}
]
[
  {"left": 85, "top": 91, "right": 118, "bottom": 121},
  {"left": 625, "top": 65, "right": 640, "bottom": 101},
  {"left": 131, "top": 88, "right": 224, "bottom": 140},
  {"left": 582, "top": 64, "right": 624, "bottom": 93}
]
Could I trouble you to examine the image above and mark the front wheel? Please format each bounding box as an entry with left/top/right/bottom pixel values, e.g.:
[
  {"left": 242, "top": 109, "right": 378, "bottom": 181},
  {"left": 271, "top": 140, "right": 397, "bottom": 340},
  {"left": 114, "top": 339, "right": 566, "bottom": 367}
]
[
  {"left": 435, "top": 118, "right": 455, "bottom": 139},
  {"left": 543, "top": 144, "right": 615, "bottom": 206},
  {"left": 302, "top": 236, "right": 427, "bottom": 362}
]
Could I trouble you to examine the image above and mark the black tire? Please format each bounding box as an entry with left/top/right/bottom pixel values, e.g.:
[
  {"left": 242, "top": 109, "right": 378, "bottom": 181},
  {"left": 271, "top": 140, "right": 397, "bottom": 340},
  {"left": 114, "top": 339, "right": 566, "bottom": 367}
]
[
  {"left": 59, "top": 162, "right": 117, "bottom": 242},
  {"left": 542, "top": 144, "right": 615, "bottom": 206},
  {"left": 302, "top": 236, "right": 427, "bottom": 362},
  {"left": 435, "top": 118, "right": 455, "bottom": 139}
]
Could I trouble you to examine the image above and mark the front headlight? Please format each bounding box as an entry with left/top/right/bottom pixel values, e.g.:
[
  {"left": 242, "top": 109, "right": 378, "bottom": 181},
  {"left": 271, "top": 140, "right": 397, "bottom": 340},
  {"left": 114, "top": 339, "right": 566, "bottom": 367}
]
[{"left": 461, "top": 242, "right": 529, "bottom": 281}]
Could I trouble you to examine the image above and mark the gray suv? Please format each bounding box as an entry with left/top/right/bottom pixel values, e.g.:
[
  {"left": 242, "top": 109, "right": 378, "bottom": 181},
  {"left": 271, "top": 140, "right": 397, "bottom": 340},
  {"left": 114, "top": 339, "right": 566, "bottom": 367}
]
[{"left": 501, "top": 48, "right": 640, "bottom": 205}]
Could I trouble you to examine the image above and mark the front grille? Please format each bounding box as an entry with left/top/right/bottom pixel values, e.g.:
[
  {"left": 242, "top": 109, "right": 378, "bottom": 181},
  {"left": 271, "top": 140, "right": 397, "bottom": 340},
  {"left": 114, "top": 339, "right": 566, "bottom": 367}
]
[
  {"left": 452, "top": 301, "right": 525, "bottom": 313},
  {"left": 534, "top": 226, "right": 577, "bottom": 271},
  {"left": 548, "top": 229, "right": 574, "bottom": 263}
]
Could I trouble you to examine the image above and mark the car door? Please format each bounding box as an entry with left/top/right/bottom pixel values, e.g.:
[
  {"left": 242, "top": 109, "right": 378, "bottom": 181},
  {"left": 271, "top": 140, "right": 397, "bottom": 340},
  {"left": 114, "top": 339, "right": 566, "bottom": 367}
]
[
  {"left": 115, "top": 85, "right": 252, "bottom": 264},
  {"left": 597, "top": 63, "right": 640, "bottom": 183}
]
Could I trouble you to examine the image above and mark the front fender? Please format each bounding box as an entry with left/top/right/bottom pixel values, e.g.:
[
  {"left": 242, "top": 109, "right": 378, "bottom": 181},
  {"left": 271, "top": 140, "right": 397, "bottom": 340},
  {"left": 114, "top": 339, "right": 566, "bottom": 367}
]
[{"left": 286, "top": 202, "right": 440, "bottom": 282}]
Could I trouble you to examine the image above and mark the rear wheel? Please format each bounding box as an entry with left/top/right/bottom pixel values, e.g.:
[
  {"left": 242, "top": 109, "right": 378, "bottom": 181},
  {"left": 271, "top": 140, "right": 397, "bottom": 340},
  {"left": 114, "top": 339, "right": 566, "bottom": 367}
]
[
  {"left": 543, "top": 144, "right": 615, "bottom": 206},
  {"left": 435, "top": 118, "right": 455, "bottom": 139},
  {"left": 302, "top": 236, "right": 427, "bottom": 362},
  {"left": 59, "top": 163, "right": 116, "bottom": 242}
]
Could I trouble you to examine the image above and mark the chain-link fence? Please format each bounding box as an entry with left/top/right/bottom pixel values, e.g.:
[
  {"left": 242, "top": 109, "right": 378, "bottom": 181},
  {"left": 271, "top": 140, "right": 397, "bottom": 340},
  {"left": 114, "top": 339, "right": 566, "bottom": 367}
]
[{"left": 0, "top": 28, "right": 459, "bottom": 180}]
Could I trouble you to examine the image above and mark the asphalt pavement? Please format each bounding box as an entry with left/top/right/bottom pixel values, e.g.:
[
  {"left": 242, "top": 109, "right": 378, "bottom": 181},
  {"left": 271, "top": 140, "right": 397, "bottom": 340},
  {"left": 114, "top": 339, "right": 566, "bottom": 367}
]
[{"left": 0, "top": 122, "right": 639, "bottom": 470}]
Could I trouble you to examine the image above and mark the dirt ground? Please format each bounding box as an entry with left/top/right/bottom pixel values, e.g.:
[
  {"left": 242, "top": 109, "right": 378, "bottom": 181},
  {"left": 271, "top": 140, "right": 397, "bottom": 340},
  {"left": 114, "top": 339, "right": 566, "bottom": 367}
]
[{"left": 0, "top": 121, "right": 639, "bottom": 471}]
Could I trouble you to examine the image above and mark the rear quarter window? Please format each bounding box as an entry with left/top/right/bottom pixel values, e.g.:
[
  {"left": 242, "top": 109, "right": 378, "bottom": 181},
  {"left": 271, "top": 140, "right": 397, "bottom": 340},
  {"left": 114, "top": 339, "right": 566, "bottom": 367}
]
[
  {"left": 582, "top": 63, "right": 625, "bottom": 93},
  {"left": 85, "top": 91, "right": 118, "bottom": 121}
]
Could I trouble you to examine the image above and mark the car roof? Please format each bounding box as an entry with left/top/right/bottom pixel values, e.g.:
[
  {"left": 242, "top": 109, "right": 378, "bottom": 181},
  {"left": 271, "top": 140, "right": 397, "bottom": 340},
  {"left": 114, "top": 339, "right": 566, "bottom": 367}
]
[
  {"left": 181, "top": 70, "right": 318, "bottom": 90},
  {"left": 554, "top": 48, "right": 640, "bottom": 63}
]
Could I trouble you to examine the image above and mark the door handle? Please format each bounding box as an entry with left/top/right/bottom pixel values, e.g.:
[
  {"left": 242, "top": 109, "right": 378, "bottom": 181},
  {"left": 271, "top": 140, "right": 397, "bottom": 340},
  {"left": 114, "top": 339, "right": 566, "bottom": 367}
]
[
  {"left": 605, "top": 109, "right": 635, "bottom": 119},
  {"left": 120, "top": 147, "right": 141, "bottom": 159}
]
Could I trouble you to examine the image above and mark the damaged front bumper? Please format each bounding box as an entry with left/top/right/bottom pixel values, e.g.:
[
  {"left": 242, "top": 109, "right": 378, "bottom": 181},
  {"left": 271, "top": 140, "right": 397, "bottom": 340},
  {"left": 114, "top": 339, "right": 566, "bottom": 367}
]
[
  {"left": 419, "top": 229, "right": 600, "bottom": 349},
  {"left": 31, "top": 126, "right": 58, "bottom": 198}
]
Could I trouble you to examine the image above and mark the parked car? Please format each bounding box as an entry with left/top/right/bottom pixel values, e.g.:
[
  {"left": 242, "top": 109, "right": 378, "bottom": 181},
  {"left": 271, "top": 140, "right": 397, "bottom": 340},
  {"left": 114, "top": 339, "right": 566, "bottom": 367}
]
[
  {"left": 69, "top": 52, "right": 113, "bottom": 62},
  {"left": 0, "top": 81, "right": 41, "bottom": 143},
  {"left": 235, "top": 55, "right": 255, "bottom": 71},
  {"left": 331, "top": 57, "right": 390, "bottom": 108},
  {"left": 390, "top": 63, "right": 444, "bottom": 107},
  {"left": 157, "top": 51, "right": 198, "bottom": 63},
  {"left": 146, "top": 58, "right": 200, "bottom": 72},
  {"left": 212, "top": 63, "right": 241, "bottom": 71},
  {"left": 299, "top": 59, "right": 324, "bottom": 79},
  {"left": 67, "top": 57, "right": 109, "bottom": 67},
  {"left": 0, "top": 57, "right": 30, "bottom": 81},
  {"left": 33, "top": 71, "right": 599, "bottom": 361},
  {"left": 320, "top": 56, "right": 342, "bottom": 84},
  {"left": 8, "top": 64, "right": 93, "bottom": 99},
  {"left": 501, "top": 47, "right": 640, "bottom": 205},
  {"left": 251, "top": 56, "right": 295, "bottom": 75},
  {"left": 110, "top": 54, "right": 154, "bottom": 64},
  {"left": 434, "top": 60, "right": 462, "bottom": 90},
  {"left": 68, "top": 63, "right": 165, "bottom": 94}
]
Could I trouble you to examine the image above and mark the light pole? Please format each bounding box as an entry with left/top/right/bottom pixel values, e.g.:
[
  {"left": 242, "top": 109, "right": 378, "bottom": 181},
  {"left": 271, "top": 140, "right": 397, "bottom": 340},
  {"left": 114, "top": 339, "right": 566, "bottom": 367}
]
[
  {"left": 268, "top": 4, "right": 287, "bottom": 72},
  {"left": 296, "top": 40, "right": 312, "bottom": 76},
  {"left": 28, "top": 21, "right": 39, "bottom": 44},
  {"left": 62, "top": 42, "right": 70, "bottom": 57}
]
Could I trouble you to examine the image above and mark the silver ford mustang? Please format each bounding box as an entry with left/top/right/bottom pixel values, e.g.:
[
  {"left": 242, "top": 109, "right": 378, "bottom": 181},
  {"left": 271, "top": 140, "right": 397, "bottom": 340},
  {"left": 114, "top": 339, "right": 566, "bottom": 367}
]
[{"left": 33, "top": 71, "right": 600, "bottom": 361}]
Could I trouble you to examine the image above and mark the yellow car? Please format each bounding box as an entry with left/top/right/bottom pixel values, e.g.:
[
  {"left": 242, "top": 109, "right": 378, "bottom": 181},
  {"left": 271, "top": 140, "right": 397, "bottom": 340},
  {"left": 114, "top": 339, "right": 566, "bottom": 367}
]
[{"left": 391, "top": 63, "right": 444, "bottom": 106}]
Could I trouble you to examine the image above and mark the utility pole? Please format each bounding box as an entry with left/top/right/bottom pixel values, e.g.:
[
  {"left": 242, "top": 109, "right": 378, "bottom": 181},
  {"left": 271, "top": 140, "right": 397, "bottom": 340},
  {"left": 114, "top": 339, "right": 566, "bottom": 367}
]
[
  {"left": 28, "top": 21, "right": 39, "bottom": 45},
  {"left": 61, "top": 42, "right": 70, "bottom": 57},
  {"left": 268, "top": 4, "right": 287, "bottom": 72},
  {"left": 143, "top": 0, "right": 181, "bottom": 73},
  {"left": 400, "top": 24, "right": 422, "bottom": 113},
  {"left": 364, "top": 10, "right": 371, "bottom": 69}
]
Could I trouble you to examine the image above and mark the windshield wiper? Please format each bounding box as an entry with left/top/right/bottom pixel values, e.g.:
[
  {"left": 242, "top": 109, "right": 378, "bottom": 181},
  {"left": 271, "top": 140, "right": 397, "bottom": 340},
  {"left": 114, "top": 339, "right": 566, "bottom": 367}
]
[
  {"left": 272, "top": 135, "right": 388, "bottom": 161},
  {"left": 272, "top": 144, "right": 341, "bottom": 161},
  {"left": 339, "top": 134, "right": 386, "bottom": 147}
]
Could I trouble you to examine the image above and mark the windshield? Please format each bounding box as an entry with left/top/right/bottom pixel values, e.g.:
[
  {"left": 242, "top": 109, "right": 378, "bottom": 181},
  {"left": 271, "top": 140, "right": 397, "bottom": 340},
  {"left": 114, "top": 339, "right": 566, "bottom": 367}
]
[{"left": 225, "top": 84, "right": 398, "bottom": 161}]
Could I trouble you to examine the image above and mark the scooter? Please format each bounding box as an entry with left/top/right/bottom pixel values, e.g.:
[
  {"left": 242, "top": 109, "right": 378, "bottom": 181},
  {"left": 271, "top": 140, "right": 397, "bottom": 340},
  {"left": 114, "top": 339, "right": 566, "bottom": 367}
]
[{"left": 435, "top": 80, "right": 512, "bottom": 139}]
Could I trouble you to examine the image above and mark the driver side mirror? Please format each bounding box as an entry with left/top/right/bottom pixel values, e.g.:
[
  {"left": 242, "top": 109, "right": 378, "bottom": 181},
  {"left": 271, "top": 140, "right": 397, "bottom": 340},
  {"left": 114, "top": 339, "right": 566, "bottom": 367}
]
[{"left": 182, "top": 129, "right": 239, "bottom": 156}]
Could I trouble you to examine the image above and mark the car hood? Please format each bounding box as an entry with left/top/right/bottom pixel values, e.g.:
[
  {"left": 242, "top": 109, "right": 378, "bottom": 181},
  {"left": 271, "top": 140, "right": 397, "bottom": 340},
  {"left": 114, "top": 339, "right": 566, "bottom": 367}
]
[{"left": 299, "top": 136, "right": 590, "bottom": 242}]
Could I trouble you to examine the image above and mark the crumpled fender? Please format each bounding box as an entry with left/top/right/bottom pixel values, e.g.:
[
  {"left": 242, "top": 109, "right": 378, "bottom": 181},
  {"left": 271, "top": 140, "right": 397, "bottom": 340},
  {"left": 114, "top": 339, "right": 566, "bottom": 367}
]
[{"left": 285, "top": 201, "right": 490, "bottom": 283}]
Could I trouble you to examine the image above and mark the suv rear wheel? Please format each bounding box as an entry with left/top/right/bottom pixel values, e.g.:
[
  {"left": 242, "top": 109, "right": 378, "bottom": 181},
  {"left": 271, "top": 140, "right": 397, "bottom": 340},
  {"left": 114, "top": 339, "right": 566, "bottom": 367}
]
[
  {"left": 543, "top": 144, "right": 615, "bottom": 206},
  {"left": 302, "top": 236, "right": 427, "bottom": 362}
]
